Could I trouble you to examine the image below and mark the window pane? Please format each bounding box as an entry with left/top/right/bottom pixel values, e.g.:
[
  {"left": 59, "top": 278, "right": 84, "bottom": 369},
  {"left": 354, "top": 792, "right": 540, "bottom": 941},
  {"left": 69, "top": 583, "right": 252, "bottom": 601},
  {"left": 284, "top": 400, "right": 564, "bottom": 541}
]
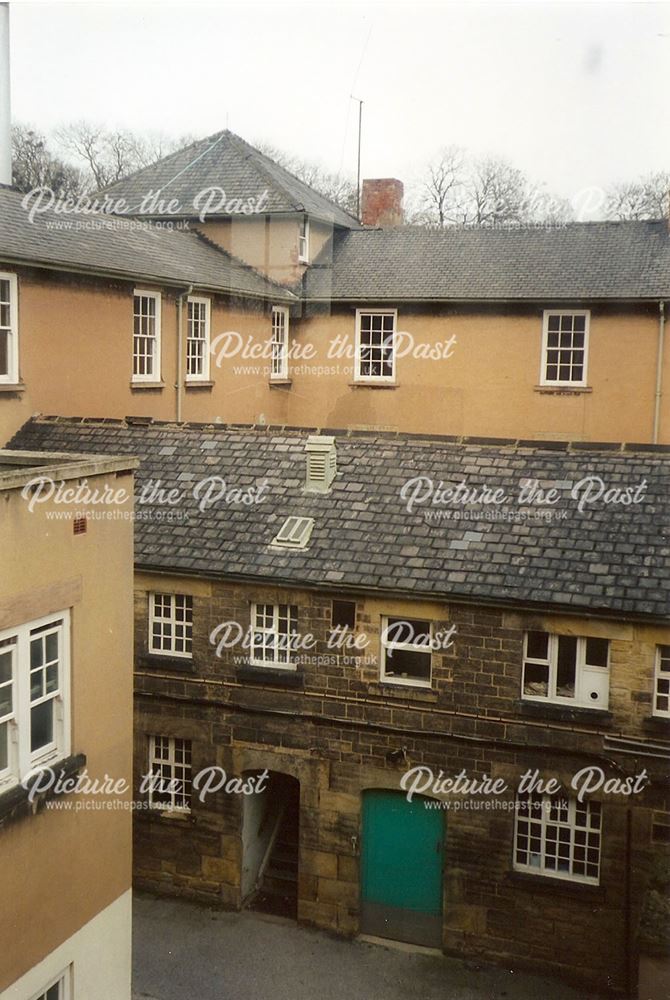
[
  {"left": 0, "top": 649, "right": 12, "bottom": 685},
  {"left": 585, "top": 637, "right": 608, "bottom": 667},
  {"left": 556, "top": 636, "right": 577, "bottom": 697},
  {"left": 332, "top": 600, "right": 356, "bottom": 630},
  {"left": 384, "top": 647, "right": 430, "bottom": 681},
  {"left": 386, "top": 617, "right": 431, "bottom": 646},
  {"left": 0, "top": 684, "right": 11, "bottom": 716},
  {"left": 30, "top": 637, "right": 43, "bottom": 669},
  {"left": 31, "top": 700, "right": 54, "bottom": 752},
  {"left": 0, "top": 721, "right": 7, "bottom": 770},
  {"left": 0, "top": 329, "right": 7, "bottom": 376},
  {"left": 524, "top": 661, "right": 549, "bottom": 696},
  {"left": 526, "top": 631, "right": 548, "bottom": 659},
  {"left": 46, "top": 631, "right": 59, "bottom": 661}
]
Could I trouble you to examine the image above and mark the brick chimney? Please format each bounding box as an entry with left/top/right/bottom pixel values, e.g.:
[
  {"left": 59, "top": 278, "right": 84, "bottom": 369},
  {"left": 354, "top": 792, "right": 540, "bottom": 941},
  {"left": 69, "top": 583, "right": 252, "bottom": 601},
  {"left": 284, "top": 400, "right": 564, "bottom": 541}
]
[{"left": 361, "top": 178, "right": 404, "bottom": 227}]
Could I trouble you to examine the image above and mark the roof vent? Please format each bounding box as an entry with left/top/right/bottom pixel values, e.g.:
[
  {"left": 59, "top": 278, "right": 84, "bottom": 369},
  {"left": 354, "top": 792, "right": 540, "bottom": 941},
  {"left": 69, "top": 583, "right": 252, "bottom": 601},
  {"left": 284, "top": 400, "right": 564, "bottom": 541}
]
[
  {"left": 272, "top": 515, "right": 314, "bottom": 549},
  {"left": 305, "top": 435, "right": 336, "bottom": 493}
]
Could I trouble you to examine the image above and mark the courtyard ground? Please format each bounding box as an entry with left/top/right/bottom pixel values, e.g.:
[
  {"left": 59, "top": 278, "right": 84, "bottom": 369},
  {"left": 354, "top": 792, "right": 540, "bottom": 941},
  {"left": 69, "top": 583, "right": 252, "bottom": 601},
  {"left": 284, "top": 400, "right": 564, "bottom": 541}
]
[{"left": 132, "top": 892, "right": 595, "bottom": 1000}]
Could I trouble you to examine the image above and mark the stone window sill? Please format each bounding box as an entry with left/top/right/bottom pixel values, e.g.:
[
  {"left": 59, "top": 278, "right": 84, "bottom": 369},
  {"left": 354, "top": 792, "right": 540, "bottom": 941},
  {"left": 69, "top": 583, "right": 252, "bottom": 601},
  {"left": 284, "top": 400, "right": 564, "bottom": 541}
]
[
  {"left": 516, "top": 700, "right": 613, "bottom": 726},
  {"left": 236, "top": 663, "right": 304, "bottom": 688},
  {"left": 130, "top": 381, "right": 165, "bottom": 391},
  {"left": 367, "top": 682, "right": 438, "bottom": 704},
  {"left": 506, "top": 870, "right": 605, "bottom": 900},
  {"left": 139, "top": 805, "right": 196, "bottom": 825},
  {"left": 269, "top": 379, "right": 293, "bottom": 388},
  {"left": 185, "top": 380, "right": 214, "bottom": 390},
  {"left": 0, "top": 753, "right": 86, "bottom": 830},
  {"left": 349, "top": 382, "right": 397, "bottom": 390},
  {"left": 533, "top": 385, "right": 592, "bottom": 395},
  {"left": 0, "top": 382, "right": 25, "bottom": 395},
  {"left": 136, "top": 653, "right": 197, "bottom": 674}
]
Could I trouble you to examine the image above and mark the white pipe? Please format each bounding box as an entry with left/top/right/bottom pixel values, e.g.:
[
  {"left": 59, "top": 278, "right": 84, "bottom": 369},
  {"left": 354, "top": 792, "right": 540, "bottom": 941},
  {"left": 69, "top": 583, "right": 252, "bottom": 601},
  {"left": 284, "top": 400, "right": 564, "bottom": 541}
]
[
  {"left": 175, "top": 284, "right": 193, "bottom": 422},
  {"left": 0, "top": 3, "right": 11, "bottom": 186}
]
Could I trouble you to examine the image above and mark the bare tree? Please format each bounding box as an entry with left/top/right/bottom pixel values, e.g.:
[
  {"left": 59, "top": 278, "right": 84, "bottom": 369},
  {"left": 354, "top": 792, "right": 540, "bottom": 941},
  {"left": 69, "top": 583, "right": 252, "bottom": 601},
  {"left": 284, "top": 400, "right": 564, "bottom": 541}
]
[
  {"left": 465, "top": 156, "right": 531, "bottom": 226},
  {"left": 412, "top": 145, "right": 466, "bottom": 226},
  {"left": 54, "top": 122, "right": 196, "bottom": 190},
  {"left": 411, "top": 149, "right": 574, "bottom": 227},
  {"left": 11, "top": 124, "right": 85, "bottom": 196},
  {"left": 605, "top": 172, "right": 670, "bottom": 220}
]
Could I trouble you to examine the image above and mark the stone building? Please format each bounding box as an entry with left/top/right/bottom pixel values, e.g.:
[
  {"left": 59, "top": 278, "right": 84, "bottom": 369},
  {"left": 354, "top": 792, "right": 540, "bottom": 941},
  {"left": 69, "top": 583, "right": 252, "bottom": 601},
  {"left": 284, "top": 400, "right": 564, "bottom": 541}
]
[
  {"left": 10, "top": 415, "right": 670, "bottom": 994},
  {"left": 2, "top": 136, "right": 670, "bottom": 445}
]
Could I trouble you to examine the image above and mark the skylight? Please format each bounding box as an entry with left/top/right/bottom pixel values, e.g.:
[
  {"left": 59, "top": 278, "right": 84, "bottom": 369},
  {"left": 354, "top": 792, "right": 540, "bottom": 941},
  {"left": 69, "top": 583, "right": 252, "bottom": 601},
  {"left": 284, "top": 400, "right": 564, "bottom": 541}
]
[{"left": 272, "top": 516, "right": 315, "bottom": 549}]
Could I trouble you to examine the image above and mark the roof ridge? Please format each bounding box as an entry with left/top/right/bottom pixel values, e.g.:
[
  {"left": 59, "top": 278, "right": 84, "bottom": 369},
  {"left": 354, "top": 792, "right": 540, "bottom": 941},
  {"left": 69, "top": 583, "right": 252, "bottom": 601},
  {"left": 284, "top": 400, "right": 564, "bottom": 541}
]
[{"left": 226, "top": 131, "right": 359, "bottom": 225}]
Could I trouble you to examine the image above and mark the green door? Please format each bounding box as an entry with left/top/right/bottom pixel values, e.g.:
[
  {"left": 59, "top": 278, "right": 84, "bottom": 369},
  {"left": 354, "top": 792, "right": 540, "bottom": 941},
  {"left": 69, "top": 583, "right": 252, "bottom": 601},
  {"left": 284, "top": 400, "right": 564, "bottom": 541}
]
[{"left": 360, "top": 789, "right": 444, "bottom": 947}]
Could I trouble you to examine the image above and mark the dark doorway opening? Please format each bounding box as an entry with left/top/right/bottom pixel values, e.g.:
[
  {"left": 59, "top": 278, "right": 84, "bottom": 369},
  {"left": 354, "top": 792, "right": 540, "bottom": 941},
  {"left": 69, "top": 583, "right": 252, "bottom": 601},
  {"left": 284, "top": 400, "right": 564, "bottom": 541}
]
[{"left": 241, "top": 771, "right": 300, "bottom": 919}]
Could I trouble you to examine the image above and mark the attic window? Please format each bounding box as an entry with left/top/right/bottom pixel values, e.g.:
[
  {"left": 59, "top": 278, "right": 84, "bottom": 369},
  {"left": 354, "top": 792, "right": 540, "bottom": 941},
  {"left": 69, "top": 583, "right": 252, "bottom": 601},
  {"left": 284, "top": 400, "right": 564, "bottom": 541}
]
[
  {"left": 273, "top": 516, "right": 314, "bottom": 549},
  {"left": 298, "top": 218, "right": 310, "bottom": 263}
]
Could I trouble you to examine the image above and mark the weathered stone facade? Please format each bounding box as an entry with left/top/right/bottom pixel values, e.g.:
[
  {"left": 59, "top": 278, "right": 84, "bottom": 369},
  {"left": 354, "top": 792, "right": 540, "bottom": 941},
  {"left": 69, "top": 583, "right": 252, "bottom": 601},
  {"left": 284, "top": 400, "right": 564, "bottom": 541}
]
[{"left": 132, "top": 573, "right": 670, "bottom": 994}]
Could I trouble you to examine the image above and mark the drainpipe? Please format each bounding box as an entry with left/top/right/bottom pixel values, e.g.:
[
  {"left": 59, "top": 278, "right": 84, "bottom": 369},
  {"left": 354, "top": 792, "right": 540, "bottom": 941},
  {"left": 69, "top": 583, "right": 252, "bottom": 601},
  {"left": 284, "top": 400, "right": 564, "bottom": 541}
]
[
  {"left": 653, "top": 300, "right": 666, "bottom": 444},
  {"left": 0, "top": 3, "right": 12, "bottom": 186},
  {"left": 175, "top": 285, "right": 193, "bottom": 422},
  {"left": 624, "top": 805, "right": 634, "bottom": 998}
]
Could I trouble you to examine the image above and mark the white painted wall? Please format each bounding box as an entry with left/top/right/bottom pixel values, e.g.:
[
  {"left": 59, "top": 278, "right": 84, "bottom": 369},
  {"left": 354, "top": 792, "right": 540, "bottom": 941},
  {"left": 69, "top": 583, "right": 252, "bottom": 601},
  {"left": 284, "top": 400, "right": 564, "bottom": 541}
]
[
  {"left": 0, "top": 3, "right": 11, "bottom": 186},
  {"left": 1, "top": 890, "right": 132, "bottom": 1000}
]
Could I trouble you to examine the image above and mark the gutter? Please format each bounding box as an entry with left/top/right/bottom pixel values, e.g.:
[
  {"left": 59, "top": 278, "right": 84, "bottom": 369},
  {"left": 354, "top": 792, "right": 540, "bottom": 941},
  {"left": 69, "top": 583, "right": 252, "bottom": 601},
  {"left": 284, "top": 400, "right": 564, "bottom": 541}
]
[
  {"left": 653, "top": 300, "right": 666, "bottom": 444},
  {"left": 175, "top": 284, "right": 193, "bottom": 422},
  {"left": 136, "top": 563, "right": 670, "bottom": 627},
  {"left": 0, "top": 256, "right": 296, "bottom": 303}
]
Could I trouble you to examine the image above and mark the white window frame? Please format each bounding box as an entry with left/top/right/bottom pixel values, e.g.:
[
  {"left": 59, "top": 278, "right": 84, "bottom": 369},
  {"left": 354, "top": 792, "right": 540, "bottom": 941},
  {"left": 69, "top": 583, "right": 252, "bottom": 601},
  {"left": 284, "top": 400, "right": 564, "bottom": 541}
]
[
  {"left": 514, "top": 792, "right": 601, "bottom": 884},
  {"left": 653, "top": 645, "right": 670, "bottom": 718},
  {"left": 522, "top": 632, "right": 609, "bottom": 709},
  {"left": 250, "top": 603, "right": 298, "bottom": 670},
  {"left": 0, "top": 611, "right": 71, "bottom": 793},
  {"left": 132, "top": 289, "right": 162, "bottom": 383},
  {"left": 298, "top": 217, "right": 310, "bottom": 263},
  {"left": 30, "top": 967, "right": 72, "bottom": 1000},
  {"left": 270, "top": 306, "right": 290, "bottom": 381},
  {"left": 354, "top": 309, "right": 397, "bottom": 384},
  {"left": 380, "top": 616, "right": 432, "bottom": 688},
  {"left": 148, "top": 735, "right": 192, "bottom": 813},
  {"left": 148, "top": 593, "right": 193, "bottom": 659},
  {"left": 0, "top": 271, "right": 19, "bottom": 384},
  {"left": 185, "top": 295, "right": 211, "bottom": 382},
  {"left": 540, "top": 309, "right": 590, "bottom": 388}
]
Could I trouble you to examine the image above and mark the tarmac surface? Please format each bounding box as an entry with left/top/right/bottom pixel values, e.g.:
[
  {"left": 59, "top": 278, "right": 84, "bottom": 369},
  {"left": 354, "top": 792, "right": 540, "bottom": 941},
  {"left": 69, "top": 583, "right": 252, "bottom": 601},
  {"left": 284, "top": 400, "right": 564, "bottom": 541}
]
[{"left": 132, "top": 892, "right": 595, "bottom": 1000}]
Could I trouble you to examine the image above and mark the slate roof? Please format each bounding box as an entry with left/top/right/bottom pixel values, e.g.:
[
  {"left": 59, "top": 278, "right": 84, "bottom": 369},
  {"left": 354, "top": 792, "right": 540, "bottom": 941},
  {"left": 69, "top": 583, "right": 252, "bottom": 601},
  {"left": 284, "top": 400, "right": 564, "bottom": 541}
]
[
  {"left": 0, "top": 187, "right": 294, "bottom": 301},
  {"left": 99, "top": 130, "right": 359, "bottom": 229},
  {"left": 9, "top": 417, "right": 670, "bottom": 620},
  {"left": 303, "top": 222, "right": 670, "bottom": 301}
]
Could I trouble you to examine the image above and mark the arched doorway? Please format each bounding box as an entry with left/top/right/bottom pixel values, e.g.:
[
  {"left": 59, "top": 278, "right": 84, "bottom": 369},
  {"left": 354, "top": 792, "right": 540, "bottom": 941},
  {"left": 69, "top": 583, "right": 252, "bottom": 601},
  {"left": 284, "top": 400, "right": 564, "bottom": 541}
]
[
  {"left": 241, "top": 770, "right": 300, "bottom": 919},
  {"left": 360, "top": 789, "right": 444, "bottom": 947}
]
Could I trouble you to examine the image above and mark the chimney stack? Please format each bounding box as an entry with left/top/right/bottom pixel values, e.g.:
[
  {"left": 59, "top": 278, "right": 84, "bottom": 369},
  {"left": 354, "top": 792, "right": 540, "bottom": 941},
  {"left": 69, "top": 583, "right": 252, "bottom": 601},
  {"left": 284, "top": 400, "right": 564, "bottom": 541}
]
[
  {"left": 361, "top": 178, "right": 404, "bottom": 228},
  {"left": 0, "top": 3, "right": 10, "bottom": 186}
]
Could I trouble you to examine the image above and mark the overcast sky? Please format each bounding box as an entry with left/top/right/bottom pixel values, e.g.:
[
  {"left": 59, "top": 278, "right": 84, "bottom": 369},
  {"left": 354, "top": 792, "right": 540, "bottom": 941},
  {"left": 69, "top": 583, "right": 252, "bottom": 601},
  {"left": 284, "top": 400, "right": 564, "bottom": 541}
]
[{"left": 7, "top": 0, "right": 670, "bottom": 214}]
